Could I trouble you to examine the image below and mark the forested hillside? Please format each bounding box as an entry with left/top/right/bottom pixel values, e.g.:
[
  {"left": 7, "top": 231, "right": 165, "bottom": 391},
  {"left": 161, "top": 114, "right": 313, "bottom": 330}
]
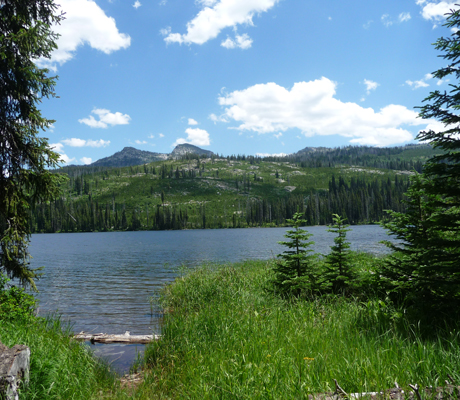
[{"left": 30, "top": 145, "right": 438, "bottom": 232}]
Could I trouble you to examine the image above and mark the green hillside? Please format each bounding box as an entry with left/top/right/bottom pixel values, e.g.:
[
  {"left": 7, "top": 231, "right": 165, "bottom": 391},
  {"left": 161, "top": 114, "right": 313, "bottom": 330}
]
[{"left": 30, "top": 145, "right": 439, "bottom": 232}]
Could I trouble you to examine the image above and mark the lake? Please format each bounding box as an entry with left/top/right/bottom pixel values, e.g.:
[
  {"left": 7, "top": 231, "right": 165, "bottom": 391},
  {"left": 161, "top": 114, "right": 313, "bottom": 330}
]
[{"left": 28, "top": 225, "right": 396, "bottom": 373}]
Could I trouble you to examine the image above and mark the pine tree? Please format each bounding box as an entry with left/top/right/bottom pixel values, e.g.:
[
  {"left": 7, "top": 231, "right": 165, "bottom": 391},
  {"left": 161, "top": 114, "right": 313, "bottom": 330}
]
[
  {"left": 324, "top": 214, "right": 354, "bottom": 294},
  {"left": 381, "top": 7, "right": 460, "bottom": 306},
  {"left": 381, "top": 173, "right": 445, "bottom": 303},
  {"left": 1, "top": 0, "right": 64, "bottom": 287},
  {"left": 271, "top": 212, "right": 318, "bottom": 297}
]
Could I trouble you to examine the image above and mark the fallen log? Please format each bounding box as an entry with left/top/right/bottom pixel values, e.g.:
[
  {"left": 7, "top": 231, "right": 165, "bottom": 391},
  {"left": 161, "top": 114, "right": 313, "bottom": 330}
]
[{"left": 73, "top": 331, "right": 160, "bottom": 344}]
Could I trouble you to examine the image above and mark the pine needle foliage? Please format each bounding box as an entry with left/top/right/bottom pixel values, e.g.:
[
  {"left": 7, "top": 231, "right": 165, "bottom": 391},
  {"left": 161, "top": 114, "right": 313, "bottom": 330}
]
[
  {"left": 271, "top": 212, "right": 319, "bottom": 297},
  {"left": 380, "top": 173, "right": 448, "bottom": 304},
  {"left": 381, "top": 7, "right": 460, "bottom": 308},
  {"left": 324, "top": 214, "right": 354, "bottom": 294},
  {"left": 0, "top": 0, "right": 65, "bottom": 288}
]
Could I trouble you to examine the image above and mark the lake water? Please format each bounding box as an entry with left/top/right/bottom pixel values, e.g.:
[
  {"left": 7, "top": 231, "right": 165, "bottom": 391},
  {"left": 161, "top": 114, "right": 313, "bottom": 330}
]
[{"left": 28, "top": 225, "right": 396, "bottom": 373}]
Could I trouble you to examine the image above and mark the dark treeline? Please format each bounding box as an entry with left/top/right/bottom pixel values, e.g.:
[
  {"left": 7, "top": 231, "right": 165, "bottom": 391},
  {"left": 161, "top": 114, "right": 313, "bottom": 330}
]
[
  {"left": 264, "top": 144, "right": 432, "bottom": 171},
  {"left": 29, "top": 174, "right": 409, "bottom": 233}
]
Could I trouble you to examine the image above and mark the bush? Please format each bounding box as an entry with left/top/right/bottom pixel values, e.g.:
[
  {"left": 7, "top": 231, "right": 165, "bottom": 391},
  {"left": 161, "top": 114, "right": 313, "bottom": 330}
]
[{"left": 0, "top": 273, "right": 37, "bottom": 322}]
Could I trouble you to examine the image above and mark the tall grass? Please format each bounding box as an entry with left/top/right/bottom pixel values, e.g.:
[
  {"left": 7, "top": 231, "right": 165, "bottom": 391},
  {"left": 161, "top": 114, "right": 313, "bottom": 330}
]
[
  {"left": 143, "top": 258, "right": 460, "bottom": 399},
  {"left": 0, "top": 316, "right": 131, "bottom": 399}
]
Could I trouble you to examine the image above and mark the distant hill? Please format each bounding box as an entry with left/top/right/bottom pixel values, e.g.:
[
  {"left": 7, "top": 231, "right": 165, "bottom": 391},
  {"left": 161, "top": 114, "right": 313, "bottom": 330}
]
[
  {"left": 171, "top": 143, "right": 214, "bottom": 158},
  {"left": 90, "top": 143, "right": 214, "bottom": 168}
]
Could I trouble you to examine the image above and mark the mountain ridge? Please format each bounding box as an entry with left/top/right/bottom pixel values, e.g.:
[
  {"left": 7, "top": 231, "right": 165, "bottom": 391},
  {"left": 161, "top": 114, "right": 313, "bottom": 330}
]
[{"left": 90, "top": 143, "right": 214, "bottom": 168}]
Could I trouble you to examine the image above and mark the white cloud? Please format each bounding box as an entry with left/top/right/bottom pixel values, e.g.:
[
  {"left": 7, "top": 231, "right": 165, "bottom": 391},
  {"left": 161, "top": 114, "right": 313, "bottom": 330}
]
[
  {"left": 216, "top": 78, "right": 435, "bottom": 147},
  {"left": 274, "top": 132, "right": 282, "bottom": 139},
  {"left": 399, "top": 12, "right": 411, "bottom": 22},
  {"left": 363, "top": 79, "right": 380, "bottom": 94},
  {"left": 159, "top": 133, "right": 165, "bottom": 138},
  {"left": 50, "top": 143, "right": 65, "bottom": 153},
  {"left": 50, "top": 143, "right": 75, "bottom": 165},
  {"left": 256, "top": 152, "right": 288, "bottom": 157},
  {"left": 220, "top": 33, "right": 253, "bottom": 49},
  {"left": 418, "top": 1, "right": 457, "bottom": 21},
  {"left": 80, "top": 157, "right": 93, "bottom": 165},
  {"left": 148, "top": 134, "right": 155, "bottom": 139},
  {"left": 363, "top": 20, "right": 373, "bottom": 29},
  {"left": 133, "top": 0, "right": 141, "bottom": 8},
  {"left": 86, "top": 139, "right": 111, "bottom": 147},
  {"left": 381, "top": 14, "right": 393, "bottom": 27},
  {"left": 79, "top": 108, "right": 131, "bottom": 128},
  {"left": 37, "top": 0, "right": 131, "bottom": 71},
  {"left": 173, "top": 128, "right": 210, "bottom": 147},
  {"left": 162, "top": 0, "right": 278, "bottom": 46},
  {"left": 209, "top": 113, "right": 228, "bottom": 123},
  {"left": 406, "top": 73, "right": 433, "bottom": 89},
  {"left": 62, "top": 138, "right": 111, "bottom": 147},
  {"left": 62, "top": 138, "right": 86, "bottom": 147},
  {"left": 188, "top": 118, "right": 199, "bottom": 125},
  {"left": 135, "top": 140, "right": 148, "bottom": 144}
]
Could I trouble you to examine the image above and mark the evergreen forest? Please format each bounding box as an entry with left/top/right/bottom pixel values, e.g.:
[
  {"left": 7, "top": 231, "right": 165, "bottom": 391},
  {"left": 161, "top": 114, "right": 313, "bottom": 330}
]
[{"left": 30, "top": 144, "right": 440, "bottom": 233}]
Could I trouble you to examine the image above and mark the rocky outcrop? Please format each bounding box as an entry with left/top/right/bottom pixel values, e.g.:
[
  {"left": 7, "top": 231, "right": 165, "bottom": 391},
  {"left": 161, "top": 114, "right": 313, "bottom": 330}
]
[
  {"left": 0, "top": 342, "right": 30, "bottom": 400},
  {"left": 90, "top": 143, "right": 214, "bottom": 168},
  {"left": 171, "top": 143, "right": 214, "bottom": 158},
  {"left": 91, "top": 147, "right": 169, "bottom": 167}
]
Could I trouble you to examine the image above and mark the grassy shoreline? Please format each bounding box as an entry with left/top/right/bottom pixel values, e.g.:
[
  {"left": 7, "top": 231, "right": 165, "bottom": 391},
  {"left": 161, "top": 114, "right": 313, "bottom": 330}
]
[
  {"left": 139, "top": 257, "right": 460, "bottom": 399},
  {"left": 3, "top": 255, "right": 460, "bottom": 398}
]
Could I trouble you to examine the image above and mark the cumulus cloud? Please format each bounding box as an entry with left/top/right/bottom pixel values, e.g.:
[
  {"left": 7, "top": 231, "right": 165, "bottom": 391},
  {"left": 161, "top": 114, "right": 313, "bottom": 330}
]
[
  {"left": 274, "top": 132, "right": 282, "bottom": 139},
  {"left": 363, "top": 79, "right": 380, "bottom": 94},
  {"left": 221, "top": 34, "right": 253, "bottom": 49},
  {"left": 162, "top": 0, "right": 277, "bottom": 46},
  {"left": 80, "top": 157, "right": 93, "bottom": 165},
  {"left": 406, "top": 73, "right": 433, "bottom": 89},
  {"left": 418, "top": 0, "right": 457, "bottom": 22},
  {"left": 216, "top": 78, "right": 435, "bottom": 146},
  {"left": 159, "top": 133, "right": 165, "bottom": 138},
  {"left": 37, "top": 0, "right": 131, "bottom": 71},
  {"left": 209, "top": 113, "right": 229, "bottom": 123},
  {"left": 173, "top": 128, "right": 210, "bottom": 147},
  {"left": 79, "top": 109, "right": 131, "bottom": 128},
  {"left": 133, "top": 0, "right": 141, "bottom": 8},
  {"left": 135, "top": 140, "right": 148, "bottom": 144},
  {"left": 188, "top": 118, "right": 199, "bottom": 125},
  {"left": 50, "top": 143, "right": 75, "bottom": 165},
  {"left": 62, "top": 138, "right": 111, "bottom": 147}
]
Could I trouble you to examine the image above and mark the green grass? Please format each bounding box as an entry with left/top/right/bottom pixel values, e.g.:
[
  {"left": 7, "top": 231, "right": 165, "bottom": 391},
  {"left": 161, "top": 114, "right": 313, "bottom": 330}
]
[
  {"left": 0, "top": 316, "right": 132, "bottom": 399},
  {"left": 142, "top": 258, "right": 460, "bottom": 399}
]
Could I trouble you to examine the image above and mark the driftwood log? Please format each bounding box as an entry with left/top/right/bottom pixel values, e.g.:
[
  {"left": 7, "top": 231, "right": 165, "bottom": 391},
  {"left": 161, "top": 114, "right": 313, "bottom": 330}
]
[{"left": 73, "top": 331, "right": 160, "bottom": 344}]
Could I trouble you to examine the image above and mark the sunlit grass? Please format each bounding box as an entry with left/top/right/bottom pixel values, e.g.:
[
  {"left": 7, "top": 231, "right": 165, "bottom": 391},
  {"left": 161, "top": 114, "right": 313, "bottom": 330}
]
[
  {"left": 142, "top": 258, "right": 460, "bottom": 399},
  {"left": 0, "top": 316, "right": 132, "bottom": 399}
]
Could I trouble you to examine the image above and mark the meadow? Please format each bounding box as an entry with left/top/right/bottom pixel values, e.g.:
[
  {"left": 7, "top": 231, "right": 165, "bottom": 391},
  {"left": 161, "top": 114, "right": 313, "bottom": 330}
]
[{"left": 137, "top": 257, "right": 460, "bottom": 399}]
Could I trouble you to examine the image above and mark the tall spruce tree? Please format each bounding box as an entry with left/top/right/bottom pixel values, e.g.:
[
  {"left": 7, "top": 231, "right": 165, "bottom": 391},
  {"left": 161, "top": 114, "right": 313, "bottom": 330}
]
[
  {"left": 324, "top": 214, "right": 354, "bottom": 294},
  {"left": 382, "top": 7, "right": 460, "bottom": 305},
  {"left": 271, "top": 212, "right": 318, "bottom": 297},
  {"left": 1, "top": 0, "right": 64, "bottom": 288}
]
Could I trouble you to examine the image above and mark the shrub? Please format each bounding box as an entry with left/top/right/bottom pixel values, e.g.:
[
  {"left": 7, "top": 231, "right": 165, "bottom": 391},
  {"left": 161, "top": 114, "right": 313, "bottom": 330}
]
[{"left": 0, "top": 273, "right": 37, "bottom": 322}]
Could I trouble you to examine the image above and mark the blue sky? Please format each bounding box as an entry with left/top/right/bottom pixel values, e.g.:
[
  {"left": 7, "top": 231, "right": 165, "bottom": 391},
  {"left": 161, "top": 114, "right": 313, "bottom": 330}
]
[{"left": 39, "top": 0, "right": 456, "bottom": 165}]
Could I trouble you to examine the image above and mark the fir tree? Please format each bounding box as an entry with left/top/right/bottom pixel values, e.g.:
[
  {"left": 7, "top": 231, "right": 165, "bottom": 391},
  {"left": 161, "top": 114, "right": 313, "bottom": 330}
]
[
  {"left": 271, "top": 212, "right": 318, "bottom": 297},
  {"left": 0, "top": 0, "right": 64, "bottom": 287},
  {"left": 324, "top": 214, "right": 353, "bottom": 294},
  {"left": 381, "top": 7, "right": 460, "bottom": 307}
]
